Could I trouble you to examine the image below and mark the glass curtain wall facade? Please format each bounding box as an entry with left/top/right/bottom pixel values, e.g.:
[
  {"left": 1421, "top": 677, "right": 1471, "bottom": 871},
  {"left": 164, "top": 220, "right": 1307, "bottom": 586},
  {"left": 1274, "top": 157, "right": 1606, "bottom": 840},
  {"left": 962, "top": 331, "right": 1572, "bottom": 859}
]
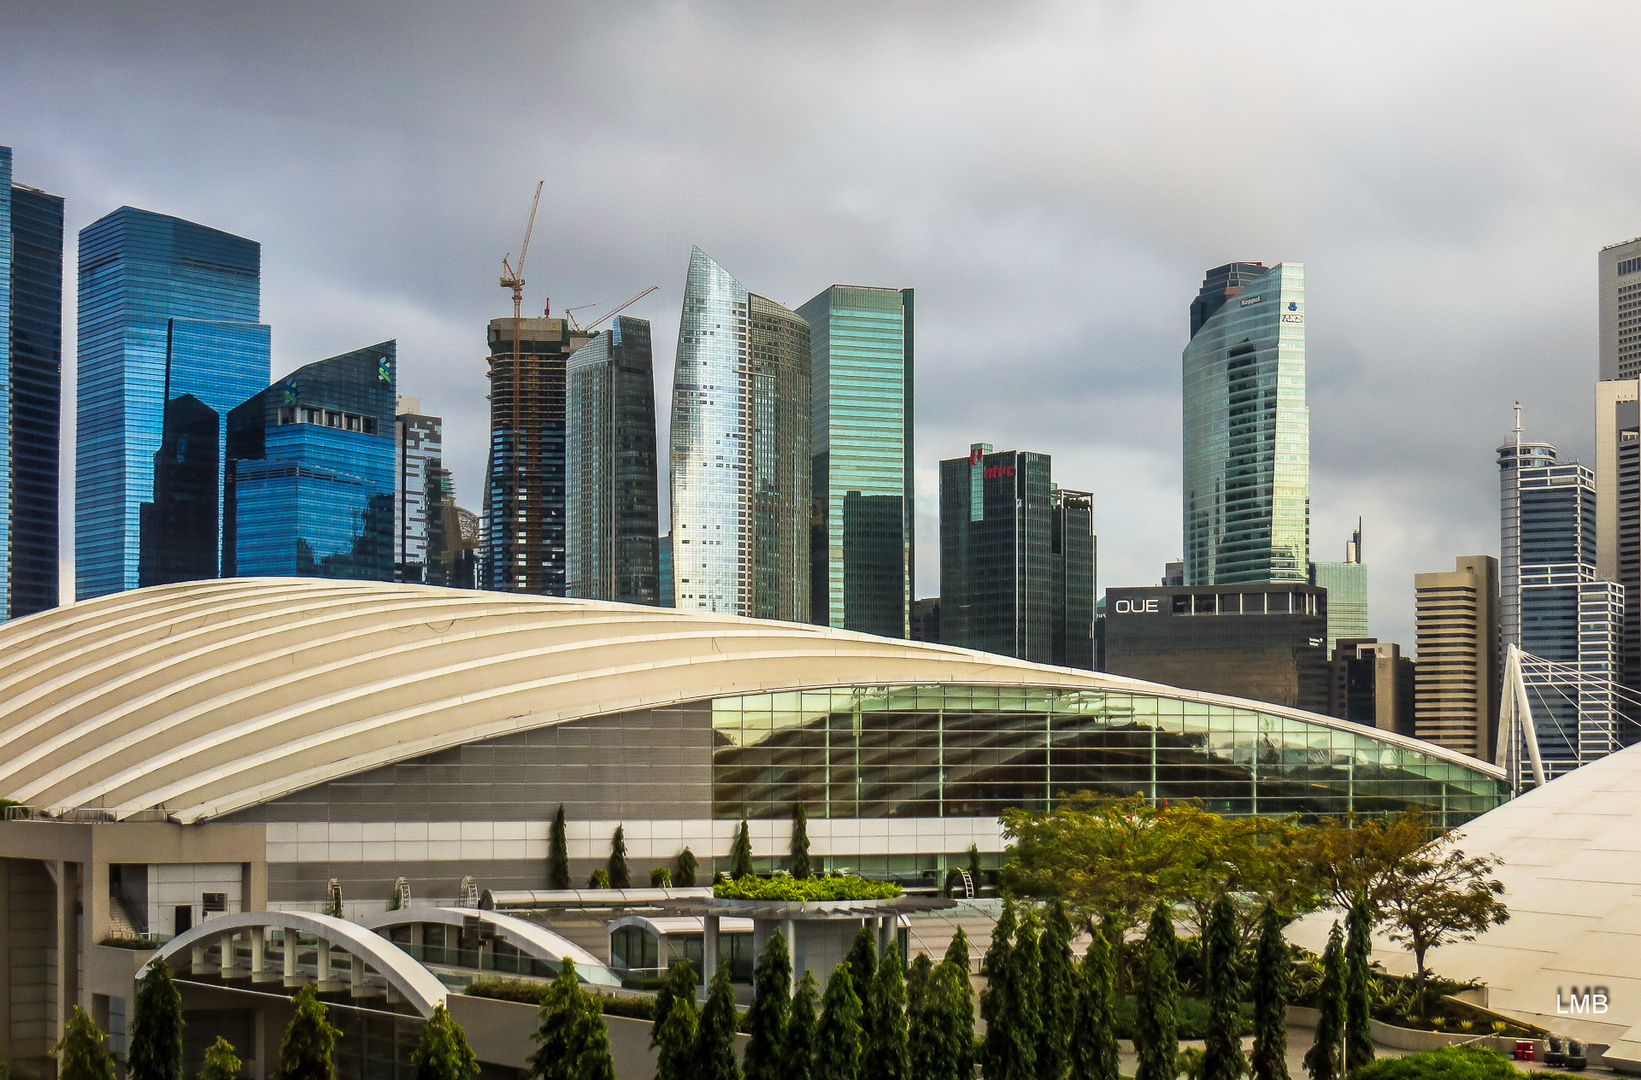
[
  {"left": 1310, "top": 527, "right": 1368, "bottom": 655},
  {"left": 1182, "top": 262, "right": 1309, "bottom": 585},
  {"left": 224, "top": 342, "right": 396, "bottom": 580},
  {"left": 394, "top": 398, "right": 441, "bottom": 584},
  {"left": 484, "top": 316, "right": 592, "bottom": 594},
  {"left": 76, "top": 207, "right": 270, "bottom": 598},
  {"left": 670, "top": 248, "right": 811, "bottom": 620},
  {"left": 566, "top": 315, "right": 660, "bottom": 604},
  {"left": 797, "top": 285, "right": 914, "bottom": 637},
  {"left": 2, "top": 149, "right": 64, "bottom": 619}
]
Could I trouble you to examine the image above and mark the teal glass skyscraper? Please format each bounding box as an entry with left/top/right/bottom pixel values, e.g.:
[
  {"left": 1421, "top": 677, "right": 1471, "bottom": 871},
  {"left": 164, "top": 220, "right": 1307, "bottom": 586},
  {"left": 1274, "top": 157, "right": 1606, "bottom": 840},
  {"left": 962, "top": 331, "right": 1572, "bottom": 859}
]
[
  {"left": 797, "top": 285, "right": 913, "bottom": 637},
  {"left": 1, "top": 146, "right": 65, "bottom": 620},
  {"left": 1182, "top": 261, "right": 1309, "bottom": 585},
  {"left": 76, "top": 207, "right": 270, "bottom": 598}
]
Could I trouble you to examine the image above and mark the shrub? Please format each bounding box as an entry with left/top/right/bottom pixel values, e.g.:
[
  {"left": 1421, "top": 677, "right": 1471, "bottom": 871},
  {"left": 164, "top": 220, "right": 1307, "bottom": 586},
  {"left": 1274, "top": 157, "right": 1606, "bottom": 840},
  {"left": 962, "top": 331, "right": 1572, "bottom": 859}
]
[
  {"left": 1346, "top": 1045, "right": 1524, "bottom": 1080},
  {"left": 713, "top": 876, "right": 901, "bottom": 902}
]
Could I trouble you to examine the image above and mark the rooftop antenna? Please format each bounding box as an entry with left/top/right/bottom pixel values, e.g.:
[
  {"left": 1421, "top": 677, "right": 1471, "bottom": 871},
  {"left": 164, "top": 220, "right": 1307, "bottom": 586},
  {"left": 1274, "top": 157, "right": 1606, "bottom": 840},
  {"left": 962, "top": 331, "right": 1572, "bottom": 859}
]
[{"left": 1513, "top": 401, "right": 1523, "bottom": 448}]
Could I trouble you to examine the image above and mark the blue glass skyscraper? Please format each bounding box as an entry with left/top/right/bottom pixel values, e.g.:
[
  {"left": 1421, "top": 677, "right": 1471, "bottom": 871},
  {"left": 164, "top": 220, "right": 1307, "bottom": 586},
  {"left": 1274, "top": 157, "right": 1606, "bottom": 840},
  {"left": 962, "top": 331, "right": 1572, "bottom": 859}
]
[
  {"left": 76, "top": 207, "right": 269, "bottom": 598},
  {"left": 1, "top": 147, "right": 64, "bottom": 620},
  {"left": 224, "top": 342, "right": 397, "bottom": 580}
]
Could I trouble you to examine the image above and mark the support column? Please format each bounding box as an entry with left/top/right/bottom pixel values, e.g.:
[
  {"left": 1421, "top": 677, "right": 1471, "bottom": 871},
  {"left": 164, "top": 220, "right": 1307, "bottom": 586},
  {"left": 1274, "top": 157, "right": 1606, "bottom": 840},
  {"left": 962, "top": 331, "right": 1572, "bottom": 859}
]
[
  {"left": 316, "top": 938, "right": 331, "bottom": 982},
  {"left": 250, "top": 927, "right": 270, "bottom": 982},
  {"left": 877, "top": 914, "right": 892, "bottom": 958},
  {"left": 283, "top": 929, "right": 297, "bottom": 983},
  {"left": 784, "top": 918, "right": 797, "bottom": 991},
  {"left": 702, "top": 915, "right": 719, "bottom": 996}
]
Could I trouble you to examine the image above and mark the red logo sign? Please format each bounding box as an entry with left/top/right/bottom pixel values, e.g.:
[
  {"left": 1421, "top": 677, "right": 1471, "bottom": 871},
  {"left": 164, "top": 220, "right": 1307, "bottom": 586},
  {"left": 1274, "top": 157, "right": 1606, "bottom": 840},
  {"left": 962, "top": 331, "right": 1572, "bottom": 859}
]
[
  {"left": 969, "top": 448, "right": 984, "bottom": 466},
  {"left": 984, "top": 465, "right": 1014, "bottom": 479}
]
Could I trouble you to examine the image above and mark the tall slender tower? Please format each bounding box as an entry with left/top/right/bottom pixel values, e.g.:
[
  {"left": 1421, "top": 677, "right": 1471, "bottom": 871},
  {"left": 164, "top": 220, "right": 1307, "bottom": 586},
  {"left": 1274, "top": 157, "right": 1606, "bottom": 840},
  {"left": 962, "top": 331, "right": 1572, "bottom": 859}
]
[
  {"left": 1496, "top": 406, "right": 1558, "bottom": 650},
  {"left": 669, "top": 248, "right": 810, "bottom": 619},
  {"left": 1182, "top": 261, "right": 1309, "bottom": 585},
  {"left": 394, "top": 395, "right": 442, "bottom": 584}
]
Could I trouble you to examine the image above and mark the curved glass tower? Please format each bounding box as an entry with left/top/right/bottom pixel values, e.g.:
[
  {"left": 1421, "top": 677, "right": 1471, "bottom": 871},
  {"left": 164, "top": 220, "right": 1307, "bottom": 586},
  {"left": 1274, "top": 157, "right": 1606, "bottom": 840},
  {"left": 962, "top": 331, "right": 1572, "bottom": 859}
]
[{"left": 1182, "top": 261, "right": 1309, "bottom": 585}]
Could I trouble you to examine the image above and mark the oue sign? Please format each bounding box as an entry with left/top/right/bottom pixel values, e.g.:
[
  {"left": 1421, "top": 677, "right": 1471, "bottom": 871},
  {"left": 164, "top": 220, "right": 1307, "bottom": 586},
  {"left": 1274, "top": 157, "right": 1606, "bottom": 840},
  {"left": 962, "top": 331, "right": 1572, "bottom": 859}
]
[{"left": 1113, "top": 598, "right": 1160, "bottom": 614}]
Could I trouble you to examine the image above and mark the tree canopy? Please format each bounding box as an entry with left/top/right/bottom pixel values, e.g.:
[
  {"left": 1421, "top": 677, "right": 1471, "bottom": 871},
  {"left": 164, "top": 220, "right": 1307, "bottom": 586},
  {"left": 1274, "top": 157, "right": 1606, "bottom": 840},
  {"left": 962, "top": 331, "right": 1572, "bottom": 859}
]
[
  {"left": 129, "top": 959, "right": 185, "bottom": 1080},
  {"left": 277, "top": 986, "right": 340, "bottom": 1080},
  {"left": 410, "top": 1005, "right": 479, "bottom": 1080}
]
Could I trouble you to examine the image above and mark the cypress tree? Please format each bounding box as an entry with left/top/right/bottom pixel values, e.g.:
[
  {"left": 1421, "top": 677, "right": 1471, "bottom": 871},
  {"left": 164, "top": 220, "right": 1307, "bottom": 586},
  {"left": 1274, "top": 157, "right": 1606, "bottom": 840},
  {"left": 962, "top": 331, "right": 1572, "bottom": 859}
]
[
  {"left": 652, "top": 866, "right": 673, "bottom": 887},
  {"left": 654, "top": 994, "right": 699, "bottom": 1080},
  {"left": 1344, "top": 892, "right": 1375, "bottom": 1072},
  {"left": 1039, "top": 900, "right": 1076, "bottom": 1080},
  {"left": 588, "top": 868, "right": 611, "bottom": 889},
  {"left": 864, "top": 942, "right": 909, "bottom": 1080},
  {"left": 1008, "top": 909, "right": 1044, "bottom": 1080},
  {"left": 410, "top": 1004, "right": 478, "bottom": 1080},
  {"left": 815, "top": 962, "right": 864, "bottom": 1080},
  {"left": 786, "top": 969, "right": 821, "bottom": 1080},
  {"left": 57, "top": 1007, "right": 116, "bottom": 1080},
  {"left": 608, "top": 825, "right": 631, "bottom": 890},
  {"left": 677, "top": 846, "right": 699, "bottom": 887},
  {"left": 936, "top": 960, "right": 973, "bottom": 1080},
  {"left": 1070, "top": 928, "right": 1120, "bottom": 1080},
  {"left": 1204, "top": 895, "right": 1246, "bottom": 1080},
  {"left": 733, "top": 819, "right": 757, "bottom": 879},
  {"left": 198, "top": 1037, "right": 241, "bottom": 1080},
  {"left": 978, "top": 900, "right": 1017, "bottom": 1080},
  {"left": 905, "top": 954, "right": 935, "bottom": 1079},
  {"left": 941, "top": 927, "right": 974, "bottom": 1080},
  {"left": 129, "top": 958, "right": 185, "bottom": 1080},
  {"left": 530, "top": 958, "right": 615, "bottom": 1080},
  {"left": 695, "top": 965, "right": 743, "bottom": 1080},
  {"left": 652, "top": 960, "right": 701, "bottom": 1050},
  {"left": 1251, "top": 904, "right": 1290, "bottom": 1080},
  {"left": 845, "top": 925, "right": 879, "bottom": 1044},
  {"left": 791, "top": 804, "right": 813, "bottom": 879},
  {"left": 278, "top": 986, "right": 340, "bottom": 1080},
  {"left": 548, "top": 804, "right": 571, "bottom": 890},
  {"left": 1134, "top": 900, "right": 1178, "bottom": 1080},
  {"left": 1302, "top": 923, "right": 1346, "bottom": 1080},
  {"left": 744, "top": 930, "right": 793, "bottom": 1080},
  {"left": 967, "top": 844, "right": 983, "bottom": 883}
]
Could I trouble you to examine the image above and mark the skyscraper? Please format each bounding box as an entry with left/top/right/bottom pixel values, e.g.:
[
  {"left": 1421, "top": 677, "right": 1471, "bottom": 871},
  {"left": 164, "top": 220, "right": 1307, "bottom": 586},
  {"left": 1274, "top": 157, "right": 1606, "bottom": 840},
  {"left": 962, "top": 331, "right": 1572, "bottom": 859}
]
[
  {"left": 224, "top": 342, "right": 396, "bottom": 581},
  {"left": 76, "top": 207, "right": 270, "bottom": 597},
  {"left": 938, "top": 443, "right": 1095, "bottom": 667},
  {"left": 1599, "top": 236, "right": 1641, "bottom": 381},
  {"left": 566, "top": 315, "right": 660, "bottom": 605},
  {"left": 1182, "top": 261, "right": 1309, "bottom": 585},
  {"left": 1308, "top": 522, "right": 1368, "bottom": 654},
  {"left": 1414, "top": 555, "right": 1500, "bottom": 760},
  {"left": 1497, "top": 413, "right": 1559, "bottom": 650},
  {"left": 1, "top": 146, "right": 64, "bottom": 619},
  {"left": 797, "top": 285, "right": 914, "bottom": 637},
  {"left": 669, "top": 248, "right": 811, "bottom": 620},
  {"left": 395, "top": 395, "right": 441, "bottom": 583},
  {"left": 484, "top": 315, "right": 592, "bottom": 594}
]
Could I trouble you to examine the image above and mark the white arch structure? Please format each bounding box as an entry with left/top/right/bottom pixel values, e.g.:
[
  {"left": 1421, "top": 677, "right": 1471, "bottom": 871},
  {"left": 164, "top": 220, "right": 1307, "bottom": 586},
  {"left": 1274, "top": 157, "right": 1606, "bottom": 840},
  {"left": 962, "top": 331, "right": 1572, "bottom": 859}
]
[
  {"left": 139, "top": 910, "right": 448, "bottom": 1016},
  {"left": 360, "top": 906, "right": 622, "bottom": 987},
  {"left": 0, "top": 578, "right": 1504, "bottom": 822}
]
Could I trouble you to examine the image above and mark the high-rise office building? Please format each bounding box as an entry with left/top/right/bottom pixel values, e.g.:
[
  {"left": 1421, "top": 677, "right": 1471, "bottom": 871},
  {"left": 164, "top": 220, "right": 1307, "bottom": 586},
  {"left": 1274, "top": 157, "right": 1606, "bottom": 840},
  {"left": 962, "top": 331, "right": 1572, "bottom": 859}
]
[
  {"left": 0, "top": 147, "right": 64, "bottom": 619},
  {"left": 1182, "top": 261, "right": 1309, "bottom": 585},
  {"left": 938, "top": 444, "right": 1095, "bottom": 667},
  {"left": 1327, "top": 638, "right": 1415, "bottom": 737},
  {"left": 395, "top": 396, "right": 441, "bottom": 584},
  {"left": 669, "top": 248, "right": 811, "bottom": 620},
  {"left": 1414, "top": 555, "right": 1500, "bottom": 760},
  {"left": 76, "top": 206, "right": 270, "bottom": 597},
  {"left": 484, "top": 315, "right": 592, "bottom": 595},
  {"left": 1309, "top": 522, "right": 1368, "bottom": 654},
  {"left": 1594, "top": 380, "right": 1638, "bottom": 701},
  {"left": 797, "top": 284, "right": 914, "bottom": 637},
  {"left": 657, "top": 532, "right": 673, "bottom": 608},
  {"left": 566, "top": 315, "right": 660, "bottom": 605},
  {"left": 1599, "top": 236, "right": 1641, "bottom": 381},
  {"left": 1498, "top": 416, "right": 1559, "bottom": 651},
  {"left": 223, "top": 342, "right": 396, "bottom": 581}
]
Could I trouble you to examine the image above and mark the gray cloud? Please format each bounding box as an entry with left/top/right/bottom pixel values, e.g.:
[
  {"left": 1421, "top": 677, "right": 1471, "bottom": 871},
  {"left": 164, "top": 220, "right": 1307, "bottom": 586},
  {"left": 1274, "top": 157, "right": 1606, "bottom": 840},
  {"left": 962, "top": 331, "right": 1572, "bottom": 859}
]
[{"left": 4, "top": 0, "right": 1636, "bottom": 646}]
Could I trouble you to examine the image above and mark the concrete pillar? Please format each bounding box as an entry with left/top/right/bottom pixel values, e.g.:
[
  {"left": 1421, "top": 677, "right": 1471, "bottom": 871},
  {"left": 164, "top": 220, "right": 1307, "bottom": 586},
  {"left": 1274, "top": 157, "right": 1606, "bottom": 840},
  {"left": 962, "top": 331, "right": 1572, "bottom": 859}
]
[
  {"left": 352, "top": 950, "right": 366, "bottom": 991},
  {"left": 784, "top": 918, "right": 798, "bottom": 990},
  {"left": 316, "top": 937, "right": 331, "bottom": 982},
  {"left": 192, "top": 941, "right": 207, "bottom": 971},
  {"left": 283, "top": 929, "right": 297, "bottom": 980},
  {"left": 702, "top": 914, "right": 719, "bottom": 995},
  {"left": 219, "top": 932, "right": 236, "bottom": 975},
  {"left": 877, "top": 914, "right": 891, "bottom": 958},
  {"left": 54, "top": 860, "right": 77, "bottom": 1040},
  {"left": 249, "top": 926, "right": 266, "bottom": 979}
]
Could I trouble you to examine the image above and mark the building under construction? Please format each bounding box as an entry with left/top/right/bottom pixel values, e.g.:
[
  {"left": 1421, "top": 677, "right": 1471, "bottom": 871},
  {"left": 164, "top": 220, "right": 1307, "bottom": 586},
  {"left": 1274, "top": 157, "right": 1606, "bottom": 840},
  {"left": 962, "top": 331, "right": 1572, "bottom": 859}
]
[{"left": 484, "top": 316, "right": 592, "bottom": 593}]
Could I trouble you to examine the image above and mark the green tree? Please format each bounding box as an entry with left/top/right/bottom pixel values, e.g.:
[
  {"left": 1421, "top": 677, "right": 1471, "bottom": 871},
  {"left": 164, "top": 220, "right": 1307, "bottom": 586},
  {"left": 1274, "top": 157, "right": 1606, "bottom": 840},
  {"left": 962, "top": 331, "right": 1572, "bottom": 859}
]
[
  {"left": 1203, "top": 895, "right": 1246, "bottom": 1080},
  {"left": 905, "top": 955, "right": 934, "bottom": 1077},
  {"left": 677, "top": 846, "right": 699, "bottom": 887},
  {"left": 588, "top": 868, "right": 611, "bottom": 889},
  {"left": 652, "top": 866, "right": 673, "bottom": 887},
  {"left": 654, "top": 994, "right": 700, "bottom": 1080},
  {"left": 1039, "top": 899, "right": 1077, "bottom": 1080},
  {"left": 198, "top": 1037, "right": 241, "bottom": 1080},
  {"left": 791, "top": 804, "right": 813, "bottom": 879},
  {"left": 56, "top": 1007, "right": 115, "bottom": 1080},
  {"left": 652, "top": 961, "right": 701, "bottom": 1051},
  {"left": 1010, "top": 910, "right": 1044, "bottom": 1080},
  {"left": 941, "top": 928, "right": 974, "bottom": 1079},
  {"left": 1070, "top": 929, "right": 1119, "bottom": 1080},
  {"left": 129, "top": 959, "right": 185, "bottom": 1080},
  {"left": 278, "top": 986, "right": 341, "bottom": 1080},
  {"left": 1379, "top": 846, "right": 1509, "bottom": 1015},
  {"left": 845, "top": 925, "right": 878, "bottom": 1044},
  {"left": 549, "top": 804, "right": 571, "bottom": 890},
  {"left": 1251, "top": 904, "right": 1290, "bottom": 1080},
  {"left": 815, "top": 963, "right": 864, "bottom": 1080},
  {"left": 968, "top": 844, "right": 983, "bottom": 884},
  {"left": 608, "top": 825, "right": 631, "bottom": 889},
  {"left": 1288, "top": 810, "right": 1434, "bottom": 916},
  {"left": 908, "top": 954, "right": 967, "bottom": 1080},
  {"left": 1133, "top": 900, "right": 1178, "bottom": 1080},
  {"left": 410, "top": 1004, "right": 478, "bottom": 1080},
  {"left": 529, "top": 958, "right": 615, "bottom": 1080},
  {"left": 1302, "top": 923, "right": 1346, "bottom": 1080},
  {"left": 1347, "top": 1045, "right": 1525, "bottom": 1080},
  {"left": 1345, "top": 892, "right": 1375, "bottom": 1071},
  {"left": 979, "top": 900, "right": 1017, "bottom": 1080},
  {"left": 787, "top": 969, "right": 821, "bottom": 1080},
  {"left": 695, "top": 965, "right": 742, "bottom": 1080},
  {"left": 744, "top": 929, "right": 793, "bottom": 1080},
  {"left": 733, "top": 818, "right": 757, "bottom": 879},
  {"left": 864, "top": 942, "right": 908, "bottom": 1080}
]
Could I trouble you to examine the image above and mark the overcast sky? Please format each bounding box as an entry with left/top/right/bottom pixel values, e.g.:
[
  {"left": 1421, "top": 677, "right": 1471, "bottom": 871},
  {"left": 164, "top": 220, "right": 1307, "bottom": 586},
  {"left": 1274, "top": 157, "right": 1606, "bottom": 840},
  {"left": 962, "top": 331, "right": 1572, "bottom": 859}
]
[{"left": 5, "top": 0, "right": 1636, "bottom": 646}]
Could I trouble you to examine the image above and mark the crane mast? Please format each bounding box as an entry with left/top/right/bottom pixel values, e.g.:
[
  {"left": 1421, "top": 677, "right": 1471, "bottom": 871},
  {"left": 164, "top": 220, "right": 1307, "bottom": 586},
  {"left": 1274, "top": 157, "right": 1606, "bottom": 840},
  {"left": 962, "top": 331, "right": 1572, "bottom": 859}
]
[{"left": 498, "top": 181, "right": 544, "bottom": 590}]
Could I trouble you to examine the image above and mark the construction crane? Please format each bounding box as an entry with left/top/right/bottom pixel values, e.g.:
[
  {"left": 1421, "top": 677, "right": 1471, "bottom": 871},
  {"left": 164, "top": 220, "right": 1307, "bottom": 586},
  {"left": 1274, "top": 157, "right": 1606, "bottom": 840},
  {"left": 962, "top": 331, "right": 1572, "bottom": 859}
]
[
  {"left": 564, "top": 285, "right": 660, "bottom": 333},
  {"left": 498, "top": 181, "right": 543, "bottom": 591}
]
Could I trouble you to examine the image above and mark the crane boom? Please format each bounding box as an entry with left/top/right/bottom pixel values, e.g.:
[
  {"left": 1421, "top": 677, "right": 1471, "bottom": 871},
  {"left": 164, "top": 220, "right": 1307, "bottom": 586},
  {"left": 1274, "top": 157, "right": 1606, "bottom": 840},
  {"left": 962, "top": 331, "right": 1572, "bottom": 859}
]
[{"left": 565, "top": 285, "right": 660, "bottom": 333}]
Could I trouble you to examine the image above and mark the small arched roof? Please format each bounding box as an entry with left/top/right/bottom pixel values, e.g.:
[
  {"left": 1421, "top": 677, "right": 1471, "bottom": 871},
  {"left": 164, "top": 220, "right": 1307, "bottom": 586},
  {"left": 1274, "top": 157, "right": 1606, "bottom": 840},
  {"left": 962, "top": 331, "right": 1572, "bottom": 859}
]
[
  {"left": 361, "top": 906, "right": 621, "bottom": 987},
  {"left": 0, "top": 579, "right": 1503, "bottom": 822},
  {"left": 140, "top": 910, "right": 448, "bottom": 1016}
]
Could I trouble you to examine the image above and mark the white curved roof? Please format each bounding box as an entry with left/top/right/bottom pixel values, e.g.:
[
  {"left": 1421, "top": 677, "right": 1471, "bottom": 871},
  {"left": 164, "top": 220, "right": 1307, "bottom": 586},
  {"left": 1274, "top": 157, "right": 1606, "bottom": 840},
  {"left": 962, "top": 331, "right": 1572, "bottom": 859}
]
[
  {"left": 360, "top": 906, "right": 621, "bottom": 986},
  {"left": 0, "top": 578, "right": 1502, "bottom": 823}
]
